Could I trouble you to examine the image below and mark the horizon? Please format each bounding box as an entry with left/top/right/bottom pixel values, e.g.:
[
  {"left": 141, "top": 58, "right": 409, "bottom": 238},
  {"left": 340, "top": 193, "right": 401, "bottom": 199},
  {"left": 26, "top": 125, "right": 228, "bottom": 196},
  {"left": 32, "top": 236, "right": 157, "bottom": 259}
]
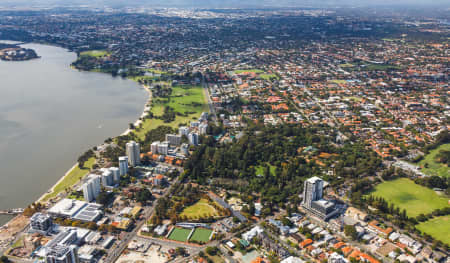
[{"left": 1, "top": 0, "right": 450, "bottom": 9}]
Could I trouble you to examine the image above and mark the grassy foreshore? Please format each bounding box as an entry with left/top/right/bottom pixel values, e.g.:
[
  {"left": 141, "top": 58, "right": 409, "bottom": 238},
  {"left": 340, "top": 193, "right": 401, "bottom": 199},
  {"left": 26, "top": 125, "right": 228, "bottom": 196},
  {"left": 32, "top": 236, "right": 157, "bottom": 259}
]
[{"left": 39, "top": 157, "right": 96, "bottom": 202}]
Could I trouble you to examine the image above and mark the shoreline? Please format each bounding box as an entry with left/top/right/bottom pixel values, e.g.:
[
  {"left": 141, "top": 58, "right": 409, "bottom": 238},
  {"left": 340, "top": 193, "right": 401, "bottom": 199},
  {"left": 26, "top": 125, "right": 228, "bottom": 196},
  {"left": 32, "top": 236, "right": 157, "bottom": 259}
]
[{"left": 36, "top": 84, "right": 152, "bottom": 204}]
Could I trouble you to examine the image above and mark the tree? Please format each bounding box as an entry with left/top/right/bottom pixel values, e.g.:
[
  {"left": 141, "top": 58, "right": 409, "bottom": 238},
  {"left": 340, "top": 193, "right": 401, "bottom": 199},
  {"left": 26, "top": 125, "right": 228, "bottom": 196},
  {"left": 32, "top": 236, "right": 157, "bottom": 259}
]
[
  {"left": 175, "top": 247, "right": 186, "bottom": 256},
  {"left": 96, "top": 191, "right": 111, "bottom": 206},
  {"left": 344, "top": 225, "right": 358, "bottom": 240},
  {"left": 135, "top": 188, "right": 152, "bottom": 203},
  {"left": 205, "top": 246, "right": 219, "bottom": 256}
]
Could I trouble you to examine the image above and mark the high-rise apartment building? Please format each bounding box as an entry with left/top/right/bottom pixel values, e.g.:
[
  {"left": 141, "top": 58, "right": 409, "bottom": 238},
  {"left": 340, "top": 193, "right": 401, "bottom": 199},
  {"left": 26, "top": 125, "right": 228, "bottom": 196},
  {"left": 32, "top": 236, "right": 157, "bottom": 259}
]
[
  {"left": 126, "top": 141, "right": 140, "bottom": 167},
  {"left": 302, "top": 177, "right": 339, "bottom": 221},
  {"left": 118, "top": 156, "right": 128, "bottom": 176},
  {"left": 165, "top": 134, "right": 182, "bottom": 146},
  {"left": 82, "top": 175, "right": 101, "bottom": 202}
]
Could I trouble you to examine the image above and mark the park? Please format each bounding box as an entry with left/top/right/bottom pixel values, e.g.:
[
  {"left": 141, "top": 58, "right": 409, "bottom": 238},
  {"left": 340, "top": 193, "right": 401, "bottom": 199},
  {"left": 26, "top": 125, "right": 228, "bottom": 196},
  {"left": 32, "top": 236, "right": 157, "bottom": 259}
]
[
  {"left": 369, "top": 178, "right": 449, "bottom": 217},
  {"left": 180, "top": 198, "right": 221, "bottom": 220},
  {"left": 134, "top": 85, "right": 208, "bottom": 140}
]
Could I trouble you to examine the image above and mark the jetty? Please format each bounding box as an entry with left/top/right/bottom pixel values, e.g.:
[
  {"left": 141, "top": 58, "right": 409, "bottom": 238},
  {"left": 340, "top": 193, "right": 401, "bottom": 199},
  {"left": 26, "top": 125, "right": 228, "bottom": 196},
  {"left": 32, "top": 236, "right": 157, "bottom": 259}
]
[{"left": 0, "top": 208, "right": 24, "bottom": 215}]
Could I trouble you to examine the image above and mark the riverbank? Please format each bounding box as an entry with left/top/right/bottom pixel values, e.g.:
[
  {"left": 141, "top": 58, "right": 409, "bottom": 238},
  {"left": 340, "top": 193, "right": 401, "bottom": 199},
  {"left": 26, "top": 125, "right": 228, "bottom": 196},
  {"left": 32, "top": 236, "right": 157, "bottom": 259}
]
[
  {"left": 37, "top": 83, "right": 152, "bottom": 204},
  {"left": 121, "top": 85, "right": 152, "bottom": 136}
]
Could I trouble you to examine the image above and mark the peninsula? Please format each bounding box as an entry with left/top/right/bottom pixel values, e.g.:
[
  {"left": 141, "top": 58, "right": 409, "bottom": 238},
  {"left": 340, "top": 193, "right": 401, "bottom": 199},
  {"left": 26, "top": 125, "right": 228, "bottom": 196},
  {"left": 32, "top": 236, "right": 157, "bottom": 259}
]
[{"left": 0, "top": 43, "right": 39, "bottom": 61}]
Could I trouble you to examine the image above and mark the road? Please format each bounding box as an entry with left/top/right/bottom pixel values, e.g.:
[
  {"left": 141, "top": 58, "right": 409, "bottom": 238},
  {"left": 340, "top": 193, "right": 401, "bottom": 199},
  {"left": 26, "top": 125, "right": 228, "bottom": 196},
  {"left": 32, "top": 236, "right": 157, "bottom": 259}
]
[
  {"left": 103, "top": 206, "right": 154, "bottom": 263},
  {"left": 207, "top": 192, "right": 247, "bottom": 222},
  {"left": 103, "top": 177, "right": 180, "bottom": 263},
  {"left": 202, "top": 75, "right": 218, "bottom": 126}
]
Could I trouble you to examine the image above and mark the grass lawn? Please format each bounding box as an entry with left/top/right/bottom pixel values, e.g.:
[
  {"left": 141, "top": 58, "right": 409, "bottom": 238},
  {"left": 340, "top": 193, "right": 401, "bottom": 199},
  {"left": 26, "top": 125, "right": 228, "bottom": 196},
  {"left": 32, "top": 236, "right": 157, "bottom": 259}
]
[
  {"left": 11, "top": 237, "right": 24, "bottom": 249},
  {"left": 416, "top": 215, "right": 450, "bottom": 245},
  {"left": 418, "top": 144, "right": 450, "bottom": 178},
  {"left": 189, "top": 228, "right": 213, "bottom": 243},
  {"left": 259, "top": 74, "right": 279, "bottom": 80},
  {"left": 133, "top": 85, "right": 208, "bottom": 140},
  {"left": 168, "top": 227, "right": 191, "bottom": 242},
  {"left": 206, "top": 255, "right": 225, "bottom": 263},
  {"left": 369, "top": 178, "right": 449, "bottom": 217},
  {"left": 80, "top": 50, "right": 109, "bottom": 57},
  {"left": 329, "top": 79, "right": 347, "bottom": 84},
  {"left": 180, "top": 198, "right": 219, "bottom": 219},
  {"left": 208, "top": 255, "right": 225, "bottom": 263},
  {"left": 134, "top": 115, "right": 195, "bottom": 140},
  {"left": 364, "top": 63, "right": 401, "bottom": 71},
  {"left": 234, "top": 69, "right": 264, "bottom": 74},
  {"left": 158, "top": 85, "right": 208, "bottom": 114},
  {"left": 255, "top": 164, "right": 277, "bottom": 176},
  {"left": 144, "top": 68, "right": 168, "bottom": 74},
  {"left": 339, "top": 63, "right": 354, "bottom": 68},
  {"left": 42, "top": 157, "right": 95, "bottom": 202},
  {"left": 345, "top": 96, "right": 363, "bottom": 102}
]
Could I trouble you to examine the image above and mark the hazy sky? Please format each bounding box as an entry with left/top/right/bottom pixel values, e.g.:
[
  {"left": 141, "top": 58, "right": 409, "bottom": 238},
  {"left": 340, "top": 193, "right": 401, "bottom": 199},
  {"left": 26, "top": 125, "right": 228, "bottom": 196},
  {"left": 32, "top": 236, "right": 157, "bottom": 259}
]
[{"left": 1, "top": 0, "right": 449, "bottom": 8}]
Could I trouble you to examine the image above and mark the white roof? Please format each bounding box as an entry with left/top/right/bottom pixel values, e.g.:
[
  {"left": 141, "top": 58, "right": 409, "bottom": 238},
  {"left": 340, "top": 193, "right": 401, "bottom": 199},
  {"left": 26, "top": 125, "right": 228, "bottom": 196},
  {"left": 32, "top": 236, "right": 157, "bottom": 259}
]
[
  {"left": 281, "top": 256, "right": 305, "bottom": 263},
  {"left": 48, "top": 199, "right": 85, "bottom": 218},
  {"left": 306, "top": 176, "right": 322, "bottom": 183}
]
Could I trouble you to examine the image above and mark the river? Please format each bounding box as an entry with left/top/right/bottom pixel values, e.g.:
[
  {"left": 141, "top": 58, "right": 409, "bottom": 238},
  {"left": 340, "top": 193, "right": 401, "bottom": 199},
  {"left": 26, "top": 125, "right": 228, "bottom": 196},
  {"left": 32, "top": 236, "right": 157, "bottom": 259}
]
[{"left": 0, "top": 43, "right": 147, "bottom": 226}]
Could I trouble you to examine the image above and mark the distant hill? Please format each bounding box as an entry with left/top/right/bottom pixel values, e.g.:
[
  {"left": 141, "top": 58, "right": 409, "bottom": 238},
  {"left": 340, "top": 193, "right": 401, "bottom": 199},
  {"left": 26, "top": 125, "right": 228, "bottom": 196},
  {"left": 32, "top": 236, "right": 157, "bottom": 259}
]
[{"left": 1, "top": 0, "right": 449, "bottom": 8}]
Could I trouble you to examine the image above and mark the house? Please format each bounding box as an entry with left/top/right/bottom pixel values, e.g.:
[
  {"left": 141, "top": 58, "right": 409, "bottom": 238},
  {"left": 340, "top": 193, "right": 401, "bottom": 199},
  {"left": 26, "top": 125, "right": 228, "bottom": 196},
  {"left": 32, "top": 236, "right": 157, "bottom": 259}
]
[
  {"left": 300, "top": 239, "right": 313, "bottom": 248},
  {"left": 328, "top": 252, "right": 349, "bottom": 263},
  {"left": 396, "top": 254, "right": 416, "bottom": 263},
  {"left": 281, "top": 256, "right": 304, "bottom": 263}
]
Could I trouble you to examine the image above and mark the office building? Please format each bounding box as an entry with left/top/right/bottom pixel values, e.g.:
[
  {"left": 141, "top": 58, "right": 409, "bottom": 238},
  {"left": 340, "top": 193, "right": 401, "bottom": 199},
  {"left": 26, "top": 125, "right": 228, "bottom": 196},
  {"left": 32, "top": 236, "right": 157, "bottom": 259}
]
[
  {"left": 179, "top": 126, "right": 190, "bottom": 137},
  {"left": 45, "top": 244, "right": 79, "bottom": 263},
  {"left": 44, "top": 229, "right": 79, "bottom": 263},
  {"left": 166, "top": 134, "right": 182, "bottom": 146},
  {"left": 199, "top": 123, "right": 208, "bottom": 135},
  {"left": 82, "top": 175, "right": 101, "bottom": 203},
  {"left": 188, "top": 132, "right": 199, "bottom": 146},
  {"left": 118, "top": 156, "right": 128, "bottom": 176},
  {"left": 126, "top": 141, "right": 140, "bottom": 167},
  {"left": 30, "top": 212, "right": 53, "bottom": 233},
  {"left": 302, "top": 177, "right": 339, "bottom": 220},
  {"left": 48, "top": 199, "right": 103, "bottom": 222}
]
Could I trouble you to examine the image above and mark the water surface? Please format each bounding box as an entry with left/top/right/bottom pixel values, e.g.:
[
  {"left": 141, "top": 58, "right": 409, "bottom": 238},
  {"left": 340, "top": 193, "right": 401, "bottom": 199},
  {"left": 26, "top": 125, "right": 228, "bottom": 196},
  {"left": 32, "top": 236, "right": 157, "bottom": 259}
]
[{"left": 0, "top": 43, "right": 147, "bottom": 225}]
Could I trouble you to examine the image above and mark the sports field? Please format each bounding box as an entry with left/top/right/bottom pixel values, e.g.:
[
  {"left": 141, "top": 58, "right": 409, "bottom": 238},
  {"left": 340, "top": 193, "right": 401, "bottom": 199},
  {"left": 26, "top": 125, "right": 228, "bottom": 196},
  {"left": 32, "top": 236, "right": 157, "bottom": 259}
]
[
  {"left": 189, "top": 228, "right": 213, "bottom": 243},
  {"left": 418, "top": 144, "right": 450, "bottom": 177},
  {"left": 167, "top": 227, "right": 191, "bottom": 242},
  {"left": 369, "top": 178, "right": 449, "bottom": 217},
  {"left": 416, "top": 215, "right": 450, "bottom": 245},
  {"left": 180, "top": 198, "right": 219, "bottom": 219}
]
